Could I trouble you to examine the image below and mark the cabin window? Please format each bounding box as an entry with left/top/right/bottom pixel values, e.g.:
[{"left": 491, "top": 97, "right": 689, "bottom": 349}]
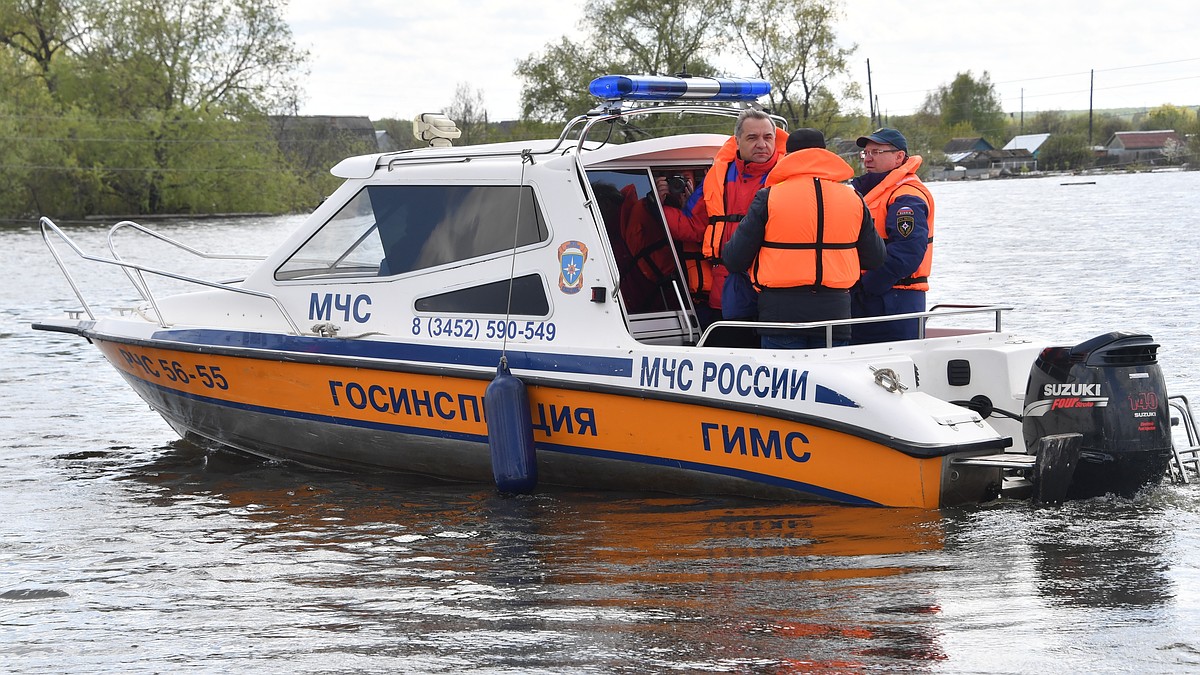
[
  {"left": 415, "top": 274, "right": 549, "bottom": 316},
  {"left": 276, "top": 184, "right": 549, "bottom": 281}
]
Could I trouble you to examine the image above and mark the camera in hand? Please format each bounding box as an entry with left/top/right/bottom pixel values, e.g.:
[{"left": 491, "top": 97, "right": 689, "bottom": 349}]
[{"left": 667, "top": 175, "right": 689, "bottom": 195}]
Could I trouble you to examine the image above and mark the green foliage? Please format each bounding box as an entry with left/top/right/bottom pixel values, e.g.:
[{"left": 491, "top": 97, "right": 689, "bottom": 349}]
[
  {"left": 1038, "top": 133, "right": 1091, "bottom": 171},
  {"left": 515, "top": 0, "right": 724, "bottom": 122},
  {"left": 0, "top": 0, "right": 314, "bottom": 219},
  {"left": 447, "top": 83, "right": 491, "bottom": 146},
  {"left": 730, "top": 0, "right": 859, "bottom": 128},
  {"left": 1094, "top": 114, "right": 1133, "bottom": 143},
  {"left": 1141, "top": 104, "right": 1198, "bottom": 134},
  {"left": 920, "top": 71, "right": 1007, "bottom": 139},
  {"left": 516, "top": 0, "right": 859, "bottom": 144}
]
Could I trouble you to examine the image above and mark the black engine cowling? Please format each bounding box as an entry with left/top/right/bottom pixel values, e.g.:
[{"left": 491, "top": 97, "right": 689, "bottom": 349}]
[{"left": 1022, "top": 332, "right": 1172, "bottom": 499}]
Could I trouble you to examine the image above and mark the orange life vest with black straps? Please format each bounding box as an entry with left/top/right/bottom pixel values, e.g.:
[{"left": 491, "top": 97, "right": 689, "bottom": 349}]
[
  {"left": 861, "top": 155, "right": 935, "bottom": 291},
  {"left": 750, "top": 149, "right": 865, "bottom": 290},
  {"left": 700, "top": 131, "right": 789, "bottom": 261},
  {"left": 677, "top": 241, "right": 708, "bottom": 301}
]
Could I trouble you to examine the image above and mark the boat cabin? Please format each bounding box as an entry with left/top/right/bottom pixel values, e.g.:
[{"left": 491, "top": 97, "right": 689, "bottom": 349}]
[{"left": 260, "top": 77, "right": 776, "bottom": 350}]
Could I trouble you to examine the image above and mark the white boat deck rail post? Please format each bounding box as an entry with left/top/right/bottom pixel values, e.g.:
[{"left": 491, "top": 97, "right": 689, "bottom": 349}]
[
  {"left": 697, "top": 304, "right": 1013, "bottom": 348},
  {"left": 1167, "top": 395, "right": 1200, "bottom": 483},
  {"left": 39, "top": 216, "right": 303, "bottom": 334}
]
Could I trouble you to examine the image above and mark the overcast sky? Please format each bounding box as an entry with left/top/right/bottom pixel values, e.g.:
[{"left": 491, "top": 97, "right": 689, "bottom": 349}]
[{"left": 285, "top": 0, "right": 1199, "bottom": 122}]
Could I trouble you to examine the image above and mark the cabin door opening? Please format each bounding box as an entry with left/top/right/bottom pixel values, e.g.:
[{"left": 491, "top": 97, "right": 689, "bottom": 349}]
[{"left": 586, "top": 169, "right": 699, "bottom": 344}]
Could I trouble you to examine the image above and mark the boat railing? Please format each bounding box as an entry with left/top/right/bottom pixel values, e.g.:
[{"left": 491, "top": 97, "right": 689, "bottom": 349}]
[
  {"left": 696, "top": 303, "right": 1013, "bottom": 348},
  {"left": 105, "top": 219, "right": 268, "bottom": 304},
  {"left": 381, "top": 102, "right": 780, "bottom": 170},
  {"left": 39, "top": 216, "right": 303, "bottom": 334},
  {"left": 1167, "top": 395, "right": 1200, "bottom": 483}
]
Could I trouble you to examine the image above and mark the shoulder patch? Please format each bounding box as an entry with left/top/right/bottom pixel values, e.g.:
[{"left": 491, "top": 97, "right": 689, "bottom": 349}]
[{"left": 895, "top": 206, "right": 915, "bottom": 238}]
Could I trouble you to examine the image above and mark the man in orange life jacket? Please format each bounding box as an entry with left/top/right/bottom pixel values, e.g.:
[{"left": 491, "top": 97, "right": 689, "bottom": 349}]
[
  {"left": 722, "top": 128, "right": 885, "bottom": 349},
  {"left": 850, "top": 127, "right": 935, "bottom": 344},
  {"left": 665, "top": 109, "right": 788, "bottom": 334}
]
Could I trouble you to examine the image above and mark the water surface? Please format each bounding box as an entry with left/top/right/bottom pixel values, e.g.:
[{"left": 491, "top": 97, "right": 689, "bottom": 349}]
[{"left": 4, "top": 173, "right": 1200, "bottom": 673}]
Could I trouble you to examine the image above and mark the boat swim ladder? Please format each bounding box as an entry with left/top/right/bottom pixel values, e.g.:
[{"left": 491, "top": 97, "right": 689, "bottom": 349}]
[
  {"left": 39, "top": 217, "right": 303, "bottom": 334},
  {"left": 1167, "top": 395, "right": 1200, "bottom": 483}
]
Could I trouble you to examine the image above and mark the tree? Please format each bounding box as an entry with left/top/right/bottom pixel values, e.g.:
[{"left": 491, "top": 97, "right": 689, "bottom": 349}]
[
  {"left": 728, "top": 0, "right": 859, "bottom": 130},
  {"left": 61, "top": 0, "right": 307, "bottom": 116},
  {"left": 1038, "top": 133, "right": 1091, "bottom": 171},
  {"left": 920, "top": 71, "right": 1006, "bottom": 138},
  {"left": 516, "top": 0, "right": 724, "bottom": 122},
  {"left": 0, "top": 0, "right": 311, "bottom": 218},
  {"left": 1141, "top": 104, "right": 1196, "bottom": 133},
  {"left": 1161, "top": 137, "right": 1187, "bottom": 164},
  {"left": 447, "top": 83, "right": 489, "bottom": 146},
  {"left": 0, "top": 0, "right": 85, "bottom": 93}
]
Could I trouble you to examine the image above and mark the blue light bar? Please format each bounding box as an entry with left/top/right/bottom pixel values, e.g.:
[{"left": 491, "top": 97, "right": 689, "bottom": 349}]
[{"left": 588, "top": 75, "right": 771, "bottom": 102}]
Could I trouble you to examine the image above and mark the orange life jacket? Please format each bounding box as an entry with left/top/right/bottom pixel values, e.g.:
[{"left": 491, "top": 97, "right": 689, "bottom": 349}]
[
  {"left": 750, "top": 149, "right": 865, "bottom": 290},
  {"left": 700, "top": 131, "right": 789, "bottom": 261},
  {"left": 677, "top": 241, "right": 708, "bottom": 301},
  {"left": 861, "top": 155, "right": 935, "bottom": 291}
]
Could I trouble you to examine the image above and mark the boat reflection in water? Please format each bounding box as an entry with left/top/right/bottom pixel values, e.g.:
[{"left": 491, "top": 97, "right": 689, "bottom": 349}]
[{"left": 119, "top": 440, "right": 951, "bottom": 670}]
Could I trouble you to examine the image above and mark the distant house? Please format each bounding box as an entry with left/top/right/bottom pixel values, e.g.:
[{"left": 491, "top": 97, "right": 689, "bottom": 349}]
[
  {"left": 270, "top": 115, "right": 382, "bottom": 157},
  {"left": 270, "top": 115, "right": 378, "bottom": 145},
  {"left": 1104, "top": 130, "right": 1184, "bottom": 164},
  {"left": 268, "top": 115, "right": 384, "bottom": 173},
  {"left": 957, "top": 149, "right": 1036, "bottom": 174},
  {"left": 375, "top": 129, "right": 395, "bottom": 152},
  {"left": 943, "top": 137, "right": 994, "bottom": 164},
  {"left": 1003, "top": 133, "right": 1051, "bottom": 163},
  {"left": 830, "top": 137, "right": 861, "bottom": 163}
]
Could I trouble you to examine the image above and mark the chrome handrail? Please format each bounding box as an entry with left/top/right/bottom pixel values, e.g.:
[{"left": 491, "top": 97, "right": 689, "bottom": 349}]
[
  {"left": 39, "top": 216, "right": 303, "bottom": 334},
  {"left": 106, "top": 220, "right": 267, "bottom": 304},
  {"left": 1168, "top": 395, "right": 1200, "bottom": 483},
  {"left": 696, "top": 304, "right": 1014, "bottom": 348},
  {"left": 379, "top": 101, "right": 782, "bottom": 170}
]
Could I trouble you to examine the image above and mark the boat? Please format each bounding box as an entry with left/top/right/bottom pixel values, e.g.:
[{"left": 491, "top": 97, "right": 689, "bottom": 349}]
[{"left": 34, "top": 75, "right": 1200, "bottom": 508}]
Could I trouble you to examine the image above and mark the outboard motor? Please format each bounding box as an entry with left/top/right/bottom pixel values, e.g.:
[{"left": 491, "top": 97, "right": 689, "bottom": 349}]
[{"left": 1022, "top": 332, "right": 1172, "bottom": 499}]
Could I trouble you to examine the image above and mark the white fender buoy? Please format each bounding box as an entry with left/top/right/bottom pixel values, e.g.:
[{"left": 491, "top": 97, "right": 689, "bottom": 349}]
[{"left": 484, "top": 358, "right": 537, "bottom": 493}]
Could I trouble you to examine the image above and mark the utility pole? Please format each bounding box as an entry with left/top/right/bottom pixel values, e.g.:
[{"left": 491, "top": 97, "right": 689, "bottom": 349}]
[
  {"left": 1088, "top": 69, "right": 1094, "bottom": 147},
  {"left": 866, "top": 59, "right": 876, "bottom": 128},
  {"left": 1020, "top": 88, "right": 1024, "bottom": 135}
]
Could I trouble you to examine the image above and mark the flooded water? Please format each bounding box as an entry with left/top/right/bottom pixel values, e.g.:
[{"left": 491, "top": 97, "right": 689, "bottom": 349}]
[{"left": 4, "top": 171, "right": 1200, "bottom": 673}]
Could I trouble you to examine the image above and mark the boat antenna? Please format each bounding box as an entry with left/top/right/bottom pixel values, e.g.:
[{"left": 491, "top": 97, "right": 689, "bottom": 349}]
[{"left": 500, "top": 149, "right": 535, "bottom": 357}]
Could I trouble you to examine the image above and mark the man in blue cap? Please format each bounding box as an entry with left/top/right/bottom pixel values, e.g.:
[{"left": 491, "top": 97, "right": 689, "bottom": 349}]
[{"left": 849, "top": 128, "right": 935, "bottom": 344}]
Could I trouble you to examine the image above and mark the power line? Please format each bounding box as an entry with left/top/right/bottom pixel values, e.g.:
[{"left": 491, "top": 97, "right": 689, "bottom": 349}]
[
  {"left": 876, "top": 56, "right": 1200, "bottom": 98},
  {"left": 1000, "top": 75, "right": 1200, "bottom": 103},
  {"left": 0, "top": 135, "right": 349, "bottom": 145},
  {"left": 0, "top": 164, "right": 295, "bottom": 173},
  {"left": 992, "top": 57, "right": 1200, "bottom": 85}
]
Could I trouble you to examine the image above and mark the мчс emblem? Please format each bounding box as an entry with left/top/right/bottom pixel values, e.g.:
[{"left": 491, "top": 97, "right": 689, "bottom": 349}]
[
  {"left": 558, "top": 240, "right": 588, "bottom": 294},
  {"left": 895, "top": 206, "right": 915, "bottom": 238}
]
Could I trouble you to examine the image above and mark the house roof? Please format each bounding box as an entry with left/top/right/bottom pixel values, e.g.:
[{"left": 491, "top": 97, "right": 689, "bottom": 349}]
[
  {"left": 943, "top": 137, "right": 993, "bottom": 154},
  {"left": 952, "top": 148, "right": 1034, "bottom": 167},
  {"left": 1106, "top": 130, "right": 1181, "bottom": 150},
  {"left": 1003, "top": 133, "right": 1051, "bottom": 152}
]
